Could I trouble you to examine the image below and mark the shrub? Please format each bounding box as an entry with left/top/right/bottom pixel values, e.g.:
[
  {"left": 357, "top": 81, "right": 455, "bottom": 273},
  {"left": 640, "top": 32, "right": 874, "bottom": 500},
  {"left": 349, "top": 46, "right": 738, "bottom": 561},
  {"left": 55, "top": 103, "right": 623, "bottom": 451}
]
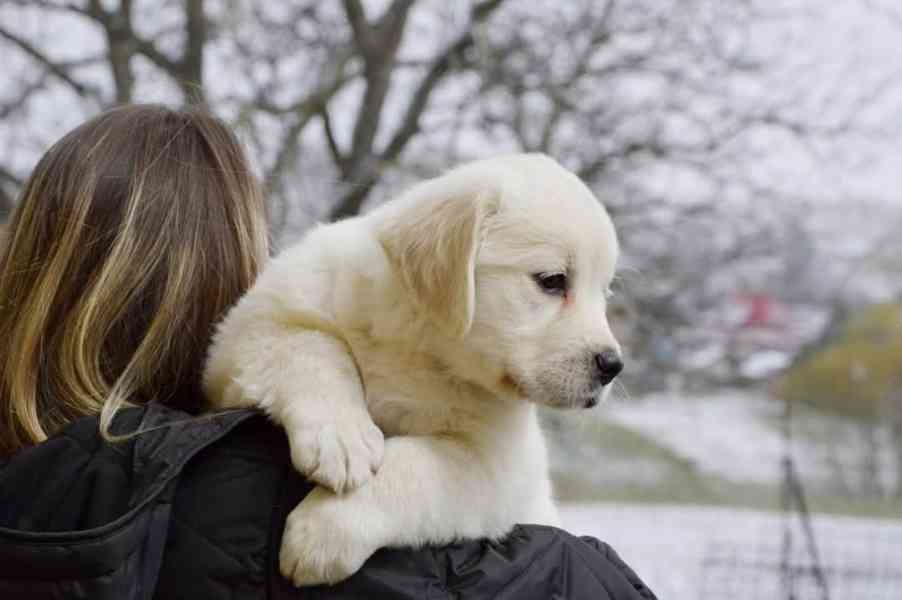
[{"left": 778, "top": 303, "right": 902, "bottom": 419}]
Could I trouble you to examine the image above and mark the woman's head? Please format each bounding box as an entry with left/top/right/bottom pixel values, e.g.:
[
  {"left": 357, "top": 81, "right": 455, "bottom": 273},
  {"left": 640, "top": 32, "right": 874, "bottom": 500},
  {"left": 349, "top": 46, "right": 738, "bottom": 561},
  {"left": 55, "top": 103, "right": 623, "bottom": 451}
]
[{"left": 0, "top": 104, "right": 269, "bottom": 456}]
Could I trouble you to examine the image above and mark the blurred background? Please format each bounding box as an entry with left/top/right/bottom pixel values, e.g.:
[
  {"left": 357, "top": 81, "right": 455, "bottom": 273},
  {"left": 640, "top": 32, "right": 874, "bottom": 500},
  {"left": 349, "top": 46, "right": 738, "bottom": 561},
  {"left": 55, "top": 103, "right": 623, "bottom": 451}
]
[{"left": 2, "top": 1, "right": 901, "bottom": 598}]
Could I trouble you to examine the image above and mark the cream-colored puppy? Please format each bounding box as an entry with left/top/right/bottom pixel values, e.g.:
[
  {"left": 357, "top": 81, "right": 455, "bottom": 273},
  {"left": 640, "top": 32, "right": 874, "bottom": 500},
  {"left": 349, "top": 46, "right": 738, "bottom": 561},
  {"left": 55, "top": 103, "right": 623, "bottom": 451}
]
[{"left": 204, "top": 154, "right": 624, "bottom": 586}]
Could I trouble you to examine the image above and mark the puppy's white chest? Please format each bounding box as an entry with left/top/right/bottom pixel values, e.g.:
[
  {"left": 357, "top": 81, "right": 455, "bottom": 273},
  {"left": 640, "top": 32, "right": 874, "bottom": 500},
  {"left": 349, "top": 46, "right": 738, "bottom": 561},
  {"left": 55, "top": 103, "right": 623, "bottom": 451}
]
[
  {"left": 360, "top": 367, "right": 470, "bottom": 437},
  {"left": 344, "top": 331, "right": 506, "bottom": 441}
]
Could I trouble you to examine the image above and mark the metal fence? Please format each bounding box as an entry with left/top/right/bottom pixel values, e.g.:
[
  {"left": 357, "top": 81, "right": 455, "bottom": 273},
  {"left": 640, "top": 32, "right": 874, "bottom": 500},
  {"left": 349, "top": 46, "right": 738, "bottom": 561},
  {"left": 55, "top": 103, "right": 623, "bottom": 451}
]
[{"left": 699, "top": 528, "right": 902, "bottom": 600}]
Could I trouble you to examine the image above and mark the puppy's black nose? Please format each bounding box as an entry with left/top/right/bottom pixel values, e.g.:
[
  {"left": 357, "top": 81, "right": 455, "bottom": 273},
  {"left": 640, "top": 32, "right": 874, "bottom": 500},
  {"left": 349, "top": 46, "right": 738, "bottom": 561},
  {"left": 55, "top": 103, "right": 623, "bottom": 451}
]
[{"left": 594, "top": 350, "right": 623, "bottom": 385}]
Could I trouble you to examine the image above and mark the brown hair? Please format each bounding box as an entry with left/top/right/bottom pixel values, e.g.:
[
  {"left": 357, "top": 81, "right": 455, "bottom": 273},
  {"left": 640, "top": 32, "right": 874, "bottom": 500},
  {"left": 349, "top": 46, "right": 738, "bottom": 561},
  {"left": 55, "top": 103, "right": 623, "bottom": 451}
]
[{"left": 0, "top": 104, "right": 269, "bottom": 457}]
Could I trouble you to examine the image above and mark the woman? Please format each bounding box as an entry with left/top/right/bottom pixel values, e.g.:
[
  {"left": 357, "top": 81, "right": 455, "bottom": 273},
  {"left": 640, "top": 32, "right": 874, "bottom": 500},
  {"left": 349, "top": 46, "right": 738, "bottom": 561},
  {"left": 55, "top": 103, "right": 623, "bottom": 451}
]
[
  {"left": 0, "top": 105, "right": 656, "bottom": 599},
  {"left": 0, "top": 104, "right": 268, "bottom": 452}
]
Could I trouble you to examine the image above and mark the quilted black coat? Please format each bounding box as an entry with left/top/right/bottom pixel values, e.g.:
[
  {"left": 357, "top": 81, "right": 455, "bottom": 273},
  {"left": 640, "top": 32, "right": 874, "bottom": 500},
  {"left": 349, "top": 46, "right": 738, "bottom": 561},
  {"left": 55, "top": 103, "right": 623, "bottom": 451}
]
[{"left": 0, "top": 403, "right": 657, "bottom": 600}]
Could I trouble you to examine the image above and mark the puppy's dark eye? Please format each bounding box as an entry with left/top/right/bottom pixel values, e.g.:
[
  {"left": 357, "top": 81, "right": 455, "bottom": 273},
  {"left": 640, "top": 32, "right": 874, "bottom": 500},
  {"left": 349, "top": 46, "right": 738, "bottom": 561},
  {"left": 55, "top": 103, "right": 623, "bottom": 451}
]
[{"left": 533, "top": 272, "right": 568, "bottom": 295}]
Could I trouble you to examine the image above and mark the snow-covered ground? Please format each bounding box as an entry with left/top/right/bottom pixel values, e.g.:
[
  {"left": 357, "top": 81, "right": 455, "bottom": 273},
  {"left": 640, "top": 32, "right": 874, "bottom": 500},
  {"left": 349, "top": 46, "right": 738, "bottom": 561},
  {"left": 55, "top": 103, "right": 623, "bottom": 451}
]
[
  {"left": 602, "top": 390, "right": 786, "bottom": 484},
  {"left": 599, "top": 390, "right": 899, "bottom": 492},
  {"left": 561, "top": 503, "right": 902, "bottom": 600}
]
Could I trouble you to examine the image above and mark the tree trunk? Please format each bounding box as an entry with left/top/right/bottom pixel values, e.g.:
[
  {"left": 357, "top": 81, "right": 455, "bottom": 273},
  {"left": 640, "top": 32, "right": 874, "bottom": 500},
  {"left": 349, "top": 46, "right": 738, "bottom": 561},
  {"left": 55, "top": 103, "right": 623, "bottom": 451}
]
[{"left": 179, "top": 0, "right": 207, "bottom": 105}]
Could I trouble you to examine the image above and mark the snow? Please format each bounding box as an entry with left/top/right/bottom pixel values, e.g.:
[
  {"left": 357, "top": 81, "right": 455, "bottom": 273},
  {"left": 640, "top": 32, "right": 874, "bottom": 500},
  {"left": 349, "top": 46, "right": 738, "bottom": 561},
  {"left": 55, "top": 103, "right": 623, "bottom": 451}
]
[
  {"left": 599, "top": 390, "right": 899, "bottom": 491},
  {"left": 561, "top": 502, "right": 902, "bottom": 600},
  {"left": 739, "top": 350, "right": 792, "bottom": 379},
  {"left": 601, "top": 391, "right": 787, "bottom": 484}
]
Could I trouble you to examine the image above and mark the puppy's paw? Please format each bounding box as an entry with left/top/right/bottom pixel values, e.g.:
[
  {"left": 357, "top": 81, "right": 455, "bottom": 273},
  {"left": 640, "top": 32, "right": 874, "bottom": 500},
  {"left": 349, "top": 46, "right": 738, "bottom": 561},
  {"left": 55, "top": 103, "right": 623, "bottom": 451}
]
[
  {"left": 279, "top": 488, "right": 382, "bottom": 587},
  {"left": 287, "top": 414, "right": 384, "bottom": 494}
]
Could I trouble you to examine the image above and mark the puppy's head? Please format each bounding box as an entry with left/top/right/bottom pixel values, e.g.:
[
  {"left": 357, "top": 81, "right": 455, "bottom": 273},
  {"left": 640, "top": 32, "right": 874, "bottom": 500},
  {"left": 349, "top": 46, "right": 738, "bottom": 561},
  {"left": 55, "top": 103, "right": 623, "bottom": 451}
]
[{"left": 377, "top": 154, "right": 622, "bottom": 409}]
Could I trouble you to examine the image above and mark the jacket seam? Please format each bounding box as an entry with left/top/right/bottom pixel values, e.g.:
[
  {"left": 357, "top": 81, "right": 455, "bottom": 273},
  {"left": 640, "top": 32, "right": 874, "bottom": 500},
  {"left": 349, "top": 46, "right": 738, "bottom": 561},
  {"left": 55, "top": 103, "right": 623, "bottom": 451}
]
[
  {"left": 59, "top": 431, "right": 101, "bottom": 457},
  {"left": 569, "top": 536, "right": 655, "bottom": 600},
  {"left": 0, "top": 411, "right": 256, "bottom": 542},
  {"left": 37, "top": 433, "right": 101, "bottom": 534},
  {"left": 169, "top": 513, "right": 248, "bottom": 570},
  {"left": 568, "top": 539, "right": 616, "bottom": 599},
  {"left": 487, "top": 530, "right": 560, "bottom": 600}
]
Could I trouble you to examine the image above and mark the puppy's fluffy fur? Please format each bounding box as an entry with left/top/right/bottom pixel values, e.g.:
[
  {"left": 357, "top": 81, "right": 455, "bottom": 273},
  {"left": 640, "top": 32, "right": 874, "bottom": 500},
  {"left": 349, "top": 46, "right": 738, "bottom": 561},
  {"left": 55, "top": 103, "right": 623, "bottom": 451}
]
[{"left": 204, "top": 154, "right": 622, "bottom": 586}]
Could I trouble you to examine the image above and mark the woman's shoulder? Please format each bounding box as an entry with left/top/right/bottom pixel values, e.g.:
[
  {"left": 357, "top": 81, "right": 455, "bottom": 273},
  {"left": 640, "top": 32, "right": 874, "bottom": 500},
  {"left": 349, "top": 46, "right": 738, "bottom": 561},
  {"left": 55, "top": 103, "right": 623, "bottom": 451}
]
[
  {"left": 304, "top": 525, "right": 658, "bottom": 599},
  {"left": 169, "top": 419, "right": 657, "bottom": 599},
  {"left": 0, "top": 402, "right": 263, "bottom": 598},
  {"left": 0, "top": 407, "right": 144, "bottom": 532},
  {"left": 0, "top": 403, "right": 263, "bottom": 531},
  {"left": 0, "top": 406, "right": 656, "bottom": 599}
]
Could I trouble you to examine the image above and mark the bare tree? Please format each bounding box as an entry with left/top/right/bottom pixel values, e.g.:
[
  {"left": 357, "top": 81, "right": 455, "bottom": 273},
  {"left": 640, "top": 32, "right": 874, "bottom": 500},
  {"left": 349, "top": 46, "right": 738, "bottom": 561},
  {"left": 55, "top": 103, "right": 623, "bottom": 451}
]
[
  {"left": 2, "top": 0, "right": 900, "bottom": 389},
  {"left": 444, "top": 0, "right": 902, "bottom": 386},
  {"left": 1, "top": 0, "right": 206, "bottom": 103},
  {"left": 0, "top": 0, "right": 506, "bottom": 233}
]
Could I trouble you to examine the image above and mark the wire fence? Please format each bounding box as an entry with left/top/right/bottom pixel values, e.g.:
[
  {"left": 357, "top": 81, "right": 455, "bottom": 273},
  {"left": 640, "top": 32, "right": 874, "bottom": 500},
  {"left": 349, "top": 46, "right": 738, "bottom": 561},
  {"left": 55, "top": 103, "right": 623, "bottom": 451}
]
[
  {"left": 699, "top": 533, "right": 902, "bottom": 600},
  {"left": 698, "top": 397, "right": 902, "bottom": 600}
]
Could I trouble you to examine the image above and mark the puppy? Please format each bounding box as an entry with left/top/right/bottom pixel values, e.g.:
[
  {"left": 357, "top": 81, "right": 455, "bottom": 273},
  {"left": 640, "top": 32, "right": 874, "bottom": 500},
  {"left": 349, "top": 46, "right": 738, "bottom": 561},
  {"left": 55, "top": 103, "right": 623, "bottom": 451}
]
[{"left": 203, "top": 153, "right": 624, "bottom": 586}]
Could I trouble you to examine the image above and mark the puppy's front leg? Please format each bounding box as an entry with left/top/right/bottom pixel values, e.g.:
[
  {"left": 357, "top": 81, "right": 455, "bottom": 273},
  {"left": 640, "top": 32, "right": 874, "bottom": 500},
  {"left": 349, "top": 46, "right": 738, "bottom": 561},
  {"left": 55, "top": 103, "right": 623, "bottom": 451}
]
[
  {"left": 206, "top": 317, "right": 383, "bottom": 494},
  {"left": 280, "top": 434, "right": 539, "bottom": 586},
  {"left": 205, "top": 227, "right": 385, "bottom": 494}
]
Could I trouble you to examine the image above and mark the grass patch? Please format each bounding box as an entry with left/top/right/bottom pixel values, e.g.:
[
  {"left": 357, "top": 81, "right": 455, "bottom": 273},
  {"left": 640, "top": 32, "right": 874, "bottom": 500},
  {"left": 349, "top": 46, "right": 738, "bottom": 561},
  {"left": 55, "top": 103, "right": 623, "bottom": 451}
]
[
  {"left": 778, "top": 302, "right": 902, "bottom": 419},
  {"left": 546, "top": 414, "right": 747, "bottom": 504},
  {"left": 546, "top": 412, "right": 902, "bottom": 518}
]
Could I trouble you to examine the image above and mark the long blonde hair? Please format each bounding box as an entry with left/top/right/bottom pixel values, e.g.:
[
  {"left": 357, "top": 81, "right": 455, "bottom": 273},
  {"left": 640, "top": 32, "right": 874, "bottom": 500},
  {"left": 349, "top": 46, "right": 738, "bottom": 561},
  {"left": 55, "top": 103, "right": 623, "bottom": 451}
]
[{"left": 0, "top": 105, "right": 269, "bottom": 457}]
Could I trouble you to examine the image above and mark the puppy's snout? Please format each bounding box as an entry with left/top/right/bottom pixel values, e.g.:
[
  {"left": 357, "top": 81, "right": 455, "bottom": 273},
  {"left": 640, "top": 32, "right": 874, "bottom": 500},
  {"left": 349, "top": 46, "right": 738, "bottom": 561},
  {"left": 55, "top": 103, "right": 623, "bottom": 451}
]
[{"left": 594, "top": 349, "right": 623, "bottom": 385}]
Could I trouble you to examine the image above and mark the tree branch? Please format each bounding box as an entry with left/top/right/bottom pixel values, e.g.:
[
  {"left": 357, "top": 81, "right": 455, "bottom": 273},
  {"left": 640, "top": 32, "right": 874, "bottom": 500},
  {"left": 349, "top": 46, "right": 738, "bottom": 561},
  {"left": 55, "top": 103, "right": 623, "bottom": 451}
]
[
  {"left": 0, "top": 28, "right": 102, "bottom": 100},
  {"left": 373, "top": 0, "right": 416, "bottom": 35},
  {"left": 180, "top": 0, "right": 207, "bottom": 103},
  {"left": 329, "top": 0, "right": 506, "bottom": 221},
  {"left": 6, "top": 0, "right": 91, "bottom": 17},
  {"left": 320, "top": 107, "right": 345, "bottom": 167},
  {"left": 133, "top": 37, "right": 180, "bottom": 75},
  {"left": 342, "top": 0, "right": 371, "bottom": 51},
  {"left": 126, "top": 0, "right": 207, "bottom": 104},
  {"left": 341, "top": 0, "right": 414, "bottom": 181},
  {"left": 103, "top": 0, "right": 135, "bottom": 103},
  {"left": 263, "top": 51, "right": 355, "bottom": 193},
  {"left": 0, "top": 71, "right": 52, "bottom": 120},
  {"left": 381, "top": 0, "right": 505, "bottom": 163}
]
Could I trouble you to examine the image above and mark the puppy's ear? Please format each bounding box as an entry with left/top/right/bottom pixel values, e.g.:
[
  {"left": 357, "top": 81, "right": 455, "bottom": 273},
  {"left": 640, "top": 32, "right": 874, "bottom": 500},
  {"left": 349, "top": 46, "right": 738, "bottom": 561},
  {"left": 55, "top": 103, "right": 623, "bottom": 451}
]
[{"left": 378, "top": 185, "right": 496, "bottom": 338}]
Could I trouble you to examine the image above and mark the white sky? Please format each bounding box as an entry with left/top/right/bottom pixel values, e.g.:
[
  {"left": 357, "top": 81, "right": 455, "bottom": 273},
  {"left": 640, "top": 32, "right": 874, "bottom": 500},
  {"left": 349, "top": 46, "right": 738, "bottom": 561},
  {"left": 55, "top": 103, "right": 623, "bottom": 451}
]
[{"left": 0, "top": 0, "right": 900, "bottom": 209}]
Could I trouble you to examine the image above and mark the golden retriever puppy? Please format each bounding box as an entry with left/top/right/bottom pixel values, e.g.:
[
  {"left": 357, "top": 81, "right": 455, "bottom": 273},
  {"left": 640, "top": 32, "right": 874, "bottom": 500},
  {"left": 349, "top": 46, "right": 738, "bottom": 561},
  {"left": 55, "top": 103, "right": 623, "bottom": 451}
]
[{"left": 204, "top": 154, "right": 624, "bottom": 586}]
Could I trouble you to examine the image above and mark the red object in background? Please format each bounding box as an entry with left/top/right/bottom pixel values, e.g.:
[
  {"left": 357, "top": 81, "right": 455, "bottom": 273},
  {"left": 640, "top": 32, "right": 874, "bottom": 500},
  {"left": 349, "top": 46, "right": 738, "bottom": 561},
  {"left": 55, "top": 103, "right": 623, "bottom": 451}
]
[{"left": 739, "top": 293, "right": 773, "bottom": 328}]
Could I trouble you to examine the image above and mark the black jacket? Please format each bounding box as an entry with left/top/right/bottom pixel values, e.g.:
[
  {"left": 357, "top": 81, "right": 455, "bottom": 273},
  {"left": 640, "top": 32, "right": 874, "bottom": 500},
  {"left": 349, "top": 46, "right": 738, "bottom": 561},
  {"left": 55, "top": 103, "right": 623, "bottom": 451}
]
[{"left": 0, "top": 403, "right": 657, "bottom": 600}]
